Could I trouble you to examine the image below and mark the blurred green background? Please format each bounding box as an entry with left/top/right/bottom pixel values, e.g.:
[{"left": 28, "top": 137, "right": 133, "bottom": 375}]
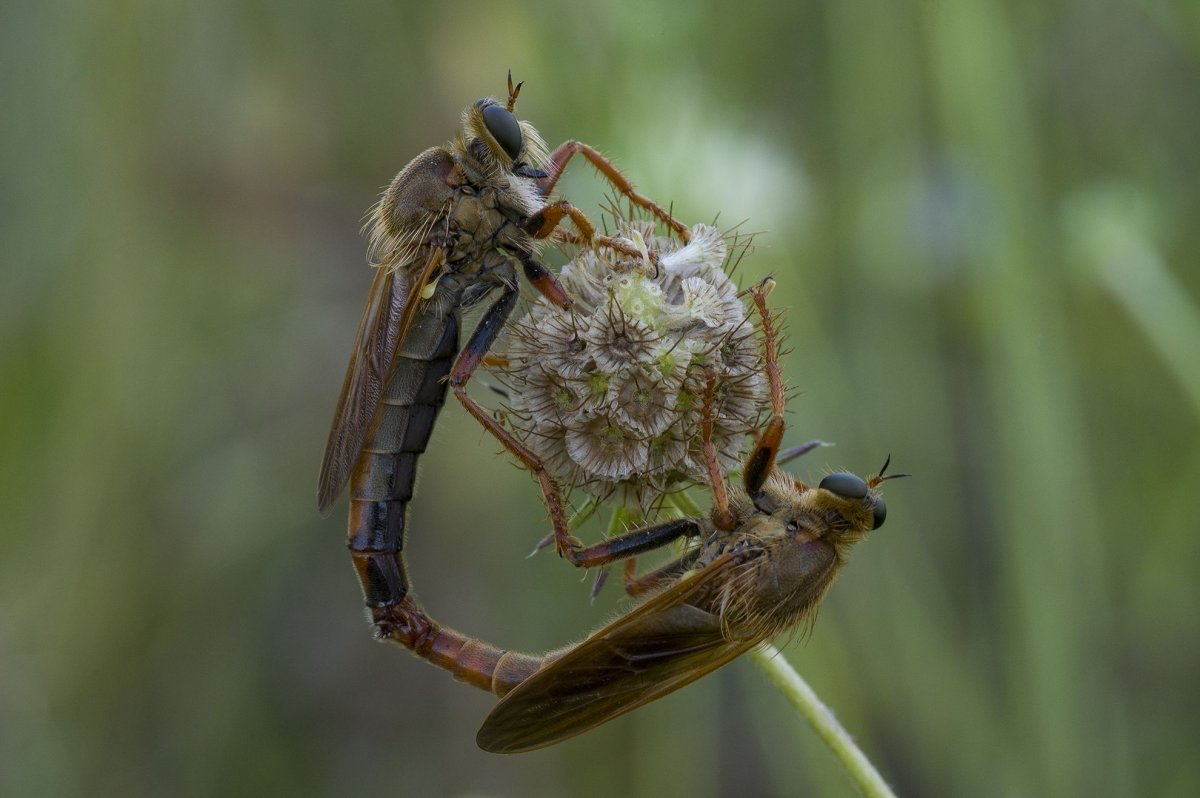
[{"left": 3, "top": 1, "right": 1198, "bottom": 796}]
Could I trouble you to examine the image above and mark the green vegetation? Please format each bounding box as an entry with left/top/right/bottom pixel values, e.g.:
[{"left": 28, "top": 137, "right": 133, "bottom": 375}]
[{"left": 2, "top": 1, "right": 1197, "bottom": 795}]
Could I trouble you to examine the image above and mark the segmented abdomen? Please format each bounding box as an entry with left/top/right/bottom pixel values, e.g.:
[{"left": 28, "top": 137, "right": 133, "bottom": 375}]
[{"left": 347, "top": 303, "right": 460, "bottom": 610}]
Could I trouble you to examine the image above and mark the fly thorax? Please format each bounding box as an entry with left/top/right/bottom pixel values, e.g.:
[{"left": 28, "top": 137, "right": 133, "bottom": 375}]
[
  {"left": 455, "top": 248, "right": 517, "bottom": 308},
  {"left": 499, "top": 175, "right": 544, "bottom": 220},
  {"left": 771, "top": 533, "right": 837, "bottom": 593},
  {"left": 737, "top": 537, "right": 837, "bottom": 636},
  {"left": 446, "top": 192, "right": 507, "bottom": 262}
]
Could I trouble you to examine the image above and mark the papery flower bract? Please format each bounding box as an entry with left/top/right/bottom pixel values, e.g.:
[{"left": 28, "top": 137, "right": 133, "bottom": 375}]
[
  {"left": 494, "top": 219, "right": 769, "bottom": 510},
  {"left": 565, "top": 413, "right": 649, "bottom": 482},
  {"left": 610, "top": 366, "right": 679, "bottom": 438},
  {"left": 583, "top": 309, "right": 661, "bottom": 372}
]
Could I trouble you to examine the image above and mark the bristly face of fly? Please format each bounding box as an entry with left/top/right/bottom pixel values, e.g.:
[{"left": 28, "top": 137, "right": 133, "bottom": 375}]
[
  {"left": 462, "top": 98, "right": 551, "bottom": 179},
  {"left": 456, "top": 73, "right": 550, "bottom": 213}
]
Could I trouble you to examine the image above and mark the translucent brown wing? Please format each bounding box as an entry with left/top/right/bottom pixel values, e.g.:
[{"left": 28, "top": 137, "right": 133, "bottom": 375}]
[
  {"left": 477, "top": 554, "right": 757, "bottom": 753},
  {"left": 316, "top": 247, "right": 444, "bottom": 514}
]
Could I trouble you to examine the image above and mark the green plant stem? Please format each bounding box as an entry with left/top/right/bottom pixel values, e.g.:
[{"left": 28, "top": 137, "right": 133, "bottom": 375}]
[
  {"left": 665, "top": 488, "right": 704, "bottom": 518},
  {"left": 750, "top": 645, "right": 897, "bottom": 798},
  {"left": 568, "top": 497, "right": 599, "bottom": 530},
  {"left": 606, "top": 505, "right": 641, "bottom": 536}
]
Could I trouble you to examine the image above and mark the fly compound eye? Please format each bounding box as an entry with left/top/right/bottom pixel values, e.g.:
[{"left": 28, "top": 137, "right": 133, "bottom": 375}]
[
  {"left": 871, "top": 496, "right": 887, "bottom": 530},
  {"left": 482, "top": 104, "right": 523, "bottom": 160},
  {"left": 818, "top": 472, "right": 868, "bottom": 500}
]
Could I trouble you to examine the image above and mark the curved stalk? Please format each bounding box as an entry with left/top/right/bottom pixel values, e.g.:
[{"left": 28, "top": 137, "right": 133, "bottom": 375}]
[{"left": 750, "top": 645, "right": 897, "bottom": 798}]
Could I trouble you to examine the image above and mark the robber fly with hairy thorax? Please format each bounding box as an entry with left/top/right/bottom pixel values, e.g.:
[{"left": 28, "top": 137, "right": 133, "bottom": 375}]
[
  {"left": 382, "top": 279, "right": 906, "bottom": 753},
  {"left": 317, "top": 75, "right": 690, "bottom": 638}
]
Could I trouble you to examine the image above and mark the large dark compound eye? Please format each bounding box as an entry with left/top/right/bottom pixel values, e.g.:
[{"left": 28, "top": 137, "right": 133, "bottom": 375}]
[
  {"left": 871, "top": 497, "right": 887, "bottom": 530},
  {"left": 482, "top": 104, "right": 523, "bottom": 160},
  {"left": 818, "top": 472, "right": 868, "bottom": 500}
]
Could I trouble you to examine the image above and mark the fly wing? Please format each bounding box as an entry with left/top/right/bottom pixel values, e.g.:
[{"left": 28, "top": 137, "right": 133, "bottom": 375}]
[
  {"left": 316, "top": 264, "right": 410, "bottom": 514},
  {"left": 318, "top": 147, "right": 461, "bottom": 514},
  {"left": 477, "top": 555, "right": 756, "bottom": 753},
  {"left": 317, "top": 243, "right": 446, "bottom": 513}
]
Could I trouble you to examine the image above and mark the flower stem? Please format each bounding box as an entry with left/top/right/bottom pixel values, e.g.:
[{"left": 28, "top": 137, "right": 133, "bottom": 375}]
[
  {"left": 606, "top": 505, "right": 641, "bottom": 537},
  {"left": 665, "top": 489, "right": 704, "bottom": 519},
  {"left": 750, "top": 645, "right": 897, "bottom": 798}
]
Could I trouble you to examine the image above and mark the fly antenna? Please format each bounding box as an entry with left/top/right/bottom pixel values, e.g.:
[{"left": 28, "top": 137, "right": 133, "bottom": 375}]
[
  {"left": 869, "top": 455, "right": 911, "bottom": 487},
  {"left": 507, "top": 70, "right": 524, "bottom": 112}
]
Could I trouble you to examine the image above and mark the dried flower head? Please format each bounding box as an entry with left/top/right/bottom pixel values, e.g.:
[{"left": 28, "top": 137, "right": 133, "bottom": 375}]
[{"left": 495, "top": 218, "right": 769, "bottom": 509}]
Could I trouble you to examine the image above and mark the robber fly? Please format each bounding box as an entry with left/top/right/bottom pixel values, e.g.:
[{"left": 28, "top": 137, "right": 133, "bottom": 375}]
[
  {"left": 383, "top": 280, "right": 905, "bottom": 752},
  {"left": 317, "top": 75, "right": 689, "bottom": 637}
]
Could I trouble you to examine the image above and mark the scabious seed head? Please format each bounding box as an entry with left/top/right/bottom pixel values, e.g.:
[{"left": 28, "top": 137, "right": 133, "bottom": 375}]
[{"left": 496, "top": 219, "right": 768, "bottom": 509}]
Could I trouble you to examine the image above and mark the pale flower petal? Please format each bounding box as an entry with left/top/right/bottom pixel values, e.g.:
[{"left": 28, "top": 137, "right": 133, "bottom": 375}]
[{"left": 490, "top": 214, "right": 770, "bottom": 509}]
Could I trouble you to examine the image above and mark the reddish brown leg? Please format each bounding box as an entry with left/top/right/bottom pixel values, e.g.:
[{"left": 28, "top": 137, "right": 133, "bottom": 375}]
[
  {"left": 519, "top": 251, "right": 572, "bottom": 310},
  {"left": 742, "top": 279, "right": 787, "bottom": 498},
  {"left": 549, "top": 229, "right": 587, "bottom": 247},
  {"left": 701, "top": 369, "right": 738, "bottom": 531},
  {"left": 526, "top": 199, "right": 652, "bottom": 262},
  {"left": 481, "top": 353, "right": 510, "bottom": 369},
  {"left": 448, "top": 282, "right": 584, "bottom": 562},
  {"left": 538, "top": 140, "right": 691, "bottom": 242}
]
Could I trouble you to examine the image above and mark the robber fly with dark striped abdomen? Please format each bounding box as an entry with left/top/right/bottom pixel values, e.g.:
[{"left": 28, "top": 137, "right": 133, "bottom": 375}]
[{"left": 317, "top": 74, "right": 690, "bottom": 639}]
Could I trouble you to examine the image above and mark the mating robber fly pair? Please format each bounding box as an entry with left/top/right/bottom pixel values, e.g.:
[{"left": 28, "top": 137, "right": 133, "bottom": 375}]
[{"left": 318, "top": 75, "right": 902, "bottom": 752}]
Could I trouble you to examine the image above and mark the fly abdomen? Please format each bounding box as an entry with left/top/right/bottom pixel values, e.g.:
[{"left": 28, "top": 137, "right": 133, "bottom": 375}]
[
  {"left": 415, "top": 620, "right": 547, "bottom": 696},
  {"left": 347, "top": 499, "right": 410, "bottom": 610},
  {"left": 346, "top": 306, "right": 461, "bottom": 614}
]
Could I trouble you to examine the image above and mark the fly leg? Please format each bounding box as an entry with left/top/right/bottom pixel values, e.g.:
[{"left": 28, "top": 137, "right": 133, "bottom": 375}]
[
  {"left": 537, "top": 140, "right": 691, "bottom": 242},
  {"left": 448, "top": 278, "right": 586, "bottom": 563},
  {"left": 701, "top": 368, "right": 738, "bottom": 531},
  {"left": 525, "top": 200, "right": 655, "bottom": 262},
  {"left": 741, "top": 278, "right": 787, "bottom": 499},
  {"left": 568, "top": 517, "right": 702, "bottom": 599},
  {"left": 568, "top": 518, "right": 702, "bottom": 568}
]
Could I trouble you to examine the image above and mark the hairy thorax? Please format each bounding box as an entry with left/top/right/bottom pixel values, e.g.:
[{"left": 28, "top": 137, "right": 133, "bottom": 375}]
[
  {"left": 421, "top": 183, "right": 530, "bottom": 314},
  {"left": 445, "top": 186, "right": 517, "bottom": 261}
]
